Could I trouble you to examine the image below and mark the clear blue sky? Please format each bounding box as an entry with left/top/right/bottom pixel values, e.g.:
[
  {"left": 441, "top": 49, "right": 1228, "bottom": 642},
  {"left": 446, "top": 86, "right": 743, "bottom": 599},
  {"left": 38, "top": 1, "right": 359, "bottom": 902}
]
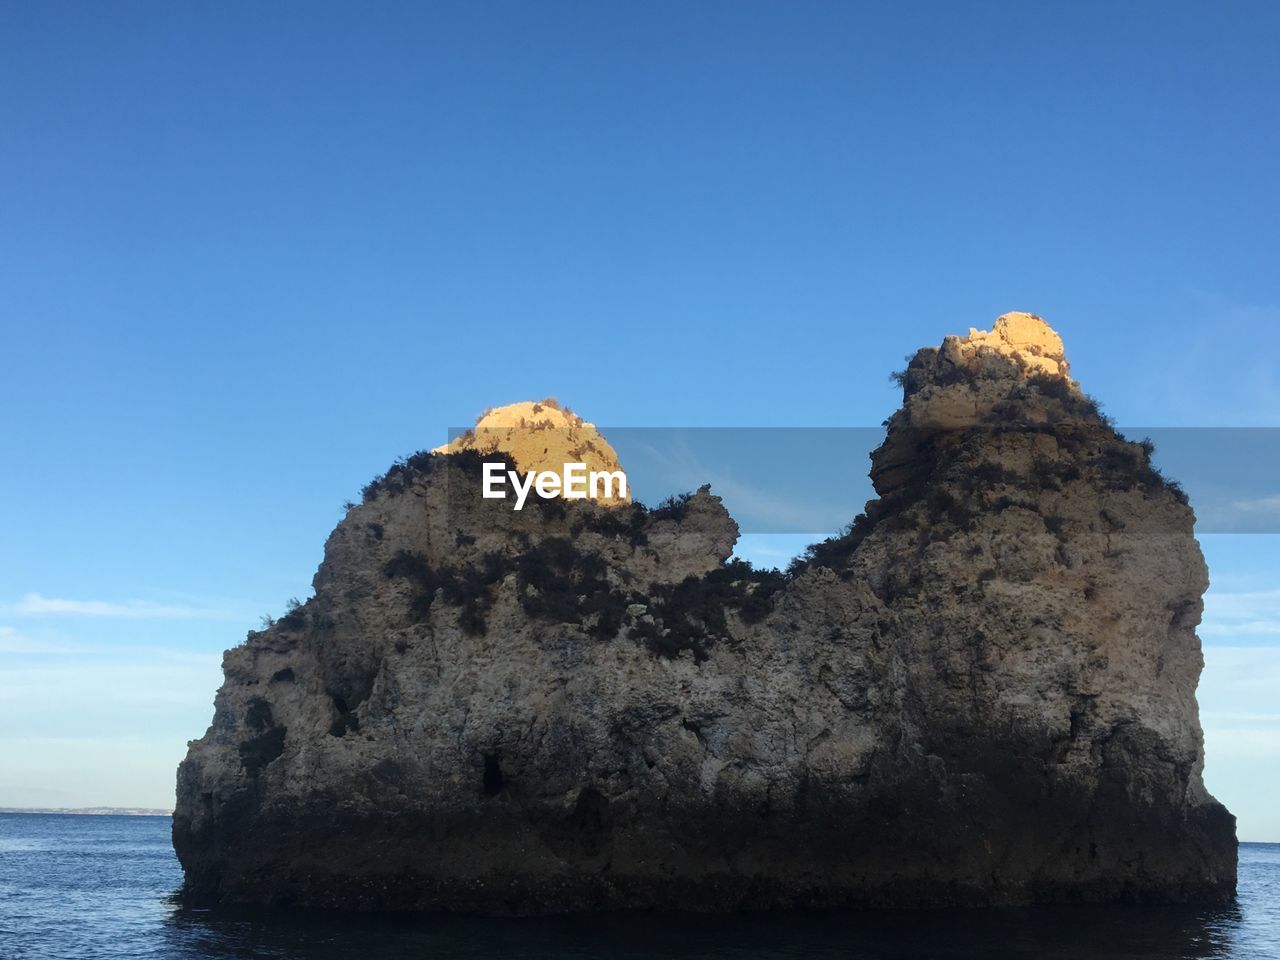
[{"left": 1, "top": 3, "right": 1278, "bottom": 838}]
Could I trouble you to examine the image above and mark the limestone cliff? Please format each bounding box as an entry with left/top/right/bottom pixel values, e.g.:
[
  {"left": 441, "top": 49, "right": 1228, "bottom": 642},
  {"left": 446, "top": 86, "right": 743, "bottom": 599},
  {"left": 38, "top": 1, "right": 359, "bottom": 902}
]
[{"left": 173, "top": 313, "right": 1236, "bottom": 912}]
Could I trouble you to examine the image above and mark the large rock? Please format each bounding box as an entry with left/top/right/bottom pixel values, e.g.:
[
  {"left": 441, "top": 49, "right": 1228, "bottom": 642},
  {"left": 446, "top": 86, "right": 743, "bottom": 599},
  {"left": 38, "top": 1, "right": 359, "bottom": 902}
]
[{"left": 173, "top": 314, "right": 1236, "bottom": 912}]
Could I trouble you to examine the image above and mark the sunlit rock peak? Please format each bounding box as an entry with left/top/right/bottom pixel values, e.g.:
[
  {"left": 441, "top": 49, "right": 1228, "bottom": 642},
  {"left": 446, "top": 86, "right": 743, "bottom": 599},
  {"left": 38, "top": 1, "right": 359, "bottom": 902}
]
[
  {"left": 433, "top": 398, "right": 630, "bottom": 504},
  {"left": 946, "top": 311, "right": 1071, "bottom": 380}
]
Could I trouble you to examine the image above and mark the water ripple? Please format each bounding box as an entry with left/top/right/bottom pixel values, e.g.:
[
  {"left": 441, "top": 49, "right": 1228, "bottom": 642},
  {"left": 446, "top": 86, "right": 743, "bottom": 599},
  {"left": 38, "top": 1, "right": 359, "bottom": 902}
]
[{"left": 1, "top": 813, "right": 1275, "bottom": 959}]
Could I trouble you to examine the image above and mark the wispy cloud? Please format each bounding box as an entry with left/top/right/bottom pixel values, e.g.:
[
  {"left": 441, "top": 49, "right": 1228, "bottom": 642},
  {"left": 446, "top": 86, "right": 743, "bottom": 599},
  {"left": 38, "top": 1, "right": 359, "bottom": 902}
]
[
  {"left": 1150, "top": 293, "right": 1280, "bottom": 425},
  {"left": 7, "top": 593, "right": 236, "bottom": 620},
  {"left": 1200, "top": 620, "right": 1280, "bottom": 637},
  {"left": 1201, "top": 587, "right": 1280, "bottom": 640},
  {"left": 1200, "top": 647, "right": 1280, "bottom": 770},
  {"left": 0, "top": 626, "right": 83, "bottom": 655},
  {"left": 1202, "top": 645, "right": 1280, "bottom": 688},
  {"left": 1228, "top": 495, "right": 1280, "bottom": 515}
]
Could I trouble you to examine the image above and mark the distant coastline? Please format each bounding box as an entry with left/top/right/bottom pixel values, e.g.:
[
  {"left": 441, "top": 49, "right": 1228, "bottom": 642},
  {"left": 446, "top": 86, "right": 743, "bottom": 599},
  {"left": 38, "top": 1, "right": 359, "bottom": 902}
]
[{"left": 0, "top": 807, "right": 172, "bottom": 817}]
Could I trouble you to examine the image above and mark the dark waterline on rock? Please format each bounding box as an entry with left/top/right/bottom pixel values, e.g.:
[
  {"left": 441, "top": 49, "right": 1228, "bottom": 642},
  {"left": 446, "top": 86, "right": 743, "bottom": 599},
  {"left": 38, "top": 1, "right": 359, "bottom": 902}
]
[{"left": 0, "top": 813, "right": 1276, "bottom": 959}]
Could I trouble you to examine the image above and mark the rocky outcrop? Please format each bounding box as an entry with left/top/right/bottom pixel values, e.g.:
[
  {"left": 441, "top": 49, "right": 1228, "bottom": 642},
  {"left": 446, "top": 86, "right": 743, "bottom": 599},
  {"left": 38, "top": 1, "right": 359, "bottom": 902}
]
[
  {"left": 433, "top": 398, "right": 630, "bottom": 504},
  {"left": 173, "top": 313, "right": 1236, "bottom": 912}
]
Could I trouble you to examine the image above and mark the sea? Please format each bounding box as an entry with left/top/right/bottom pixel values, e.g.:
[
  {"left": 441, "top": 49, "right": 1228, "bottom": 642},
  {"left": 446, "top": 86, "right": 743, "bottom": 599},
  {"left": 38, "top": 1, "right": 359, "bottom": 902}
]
[{"left": 0, "top": 813, "right": 1275, "bottom": 959}]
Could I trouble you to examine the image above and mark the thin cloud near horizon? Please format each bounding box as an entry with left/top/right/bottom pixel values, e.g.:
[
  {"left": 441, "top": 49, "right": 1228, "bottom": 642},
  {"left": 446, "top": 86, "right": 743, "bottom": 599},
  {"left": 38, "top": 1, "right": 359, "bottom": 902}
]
[{"left": 7, "top": 593, "right": 239, "bottom": 621}]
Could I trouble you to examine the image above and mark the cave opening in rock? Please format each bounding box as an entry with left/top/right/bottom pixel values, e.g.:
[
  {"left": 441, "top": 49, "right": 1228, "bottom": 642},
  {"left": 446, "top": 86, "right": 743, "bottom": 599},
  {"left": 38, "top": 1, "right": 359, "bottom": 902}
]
[{"left": 483, "top": 754, "right": 504, "bottom": 796}]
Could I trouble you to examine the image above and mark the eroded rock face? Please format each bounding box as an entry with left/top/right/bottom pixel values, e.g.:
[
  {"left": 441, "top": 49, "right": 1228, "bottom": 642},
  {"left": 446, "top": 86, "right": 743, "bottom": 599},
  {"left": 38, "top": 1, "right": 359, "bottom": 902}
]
[{"left": 173, "top": 315, "right": 1235, "bottom": 912}]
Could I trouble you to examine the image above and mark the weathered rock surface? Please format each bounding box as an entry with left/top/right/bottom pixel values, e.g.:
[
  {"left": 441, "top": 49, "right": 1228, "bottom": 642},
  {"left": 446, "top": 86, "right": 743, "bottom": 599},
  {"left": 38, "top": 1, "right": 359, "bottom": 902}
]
[{"left": 174, "top": 313, "right": 1236, "bottom": 912}]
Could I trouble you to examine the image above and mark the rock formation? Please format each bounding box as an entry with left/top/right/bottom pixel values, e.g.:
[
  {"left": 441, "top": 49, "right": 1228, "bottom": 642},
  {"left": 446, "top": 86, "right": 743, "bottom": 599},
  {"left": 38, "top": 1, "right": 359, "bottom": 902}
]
[{"left": 173, "top": 313, "right": 1236, "bottom": 912}]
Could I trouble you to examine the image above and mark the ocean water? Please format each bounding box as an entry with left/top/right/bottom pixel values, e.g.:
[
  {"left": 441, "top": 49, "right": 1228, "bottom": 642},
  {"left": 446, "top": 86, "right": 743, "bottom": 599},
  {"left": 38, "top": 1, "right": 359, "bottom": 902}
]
[{"left": 0, "top": 814, "right": 1275, "bottom": 960}]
